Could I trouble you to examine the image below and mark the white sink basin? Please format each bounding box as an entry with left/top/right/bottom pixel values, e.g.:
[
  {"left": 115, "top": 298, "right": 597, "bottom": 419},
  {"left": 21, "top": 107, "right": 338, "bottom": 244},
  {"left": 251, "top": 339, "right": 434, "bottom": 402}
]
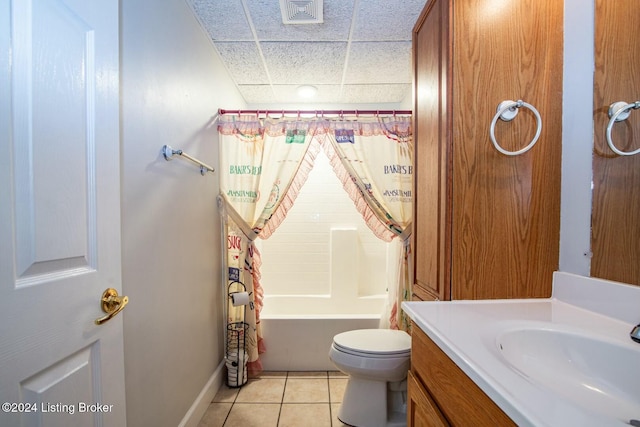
[{"left": 496, "top": 326, "right": 640, "bottom": 422}]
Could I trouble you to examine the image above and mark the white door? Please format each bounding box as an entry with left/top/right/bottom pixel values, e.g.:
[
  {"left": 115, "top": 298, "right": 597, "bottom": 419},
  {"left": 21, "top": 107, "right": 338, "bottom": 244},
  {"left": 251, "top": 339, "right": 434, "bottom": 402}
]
[{"left": 0, "top": 0, "right": 126, "bottom": 426}]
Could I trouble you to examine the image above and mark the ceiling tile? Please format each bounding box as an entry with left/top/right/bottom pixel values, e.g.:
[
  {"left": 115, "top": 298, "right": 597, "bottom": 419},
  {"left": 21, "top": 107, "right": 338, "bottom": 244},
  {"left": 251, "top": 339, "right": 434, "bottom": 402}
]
[
  {"left": 352, "top": 0, "right": 426, "bottom": 41},
  {"left": 237, "top": 85, "right": 275, "bottom": 104},
  {"left": 341, "top": 84, "right": 411, "bottom": 104},
  {"left": 187, "top": 0, "right": 253, "bottom": 41},
  {"left": 344, "top": 42, "right": 412, "bottom": 84},
  {"left": 247, "top": 0, "right": 354, "bottom": 41},
  {"left": 215, "top": 42, "right": 269, "bottom": 84},
  {"left": 187, "top": 0, "right": 428, "bottom": 105},
  {"left": 261, "top": 42, "right": 347, "bottom": 84}
]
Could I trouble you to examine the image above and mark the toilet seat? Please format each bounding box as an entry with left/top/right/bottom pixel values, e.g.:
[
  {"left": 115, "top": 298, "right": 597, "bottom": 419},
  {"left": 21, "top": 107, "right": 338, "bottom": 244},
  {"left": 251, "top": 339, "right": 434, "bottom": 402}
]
[{"left": 332, "top": 329, "right": 411, "bottom": 358}]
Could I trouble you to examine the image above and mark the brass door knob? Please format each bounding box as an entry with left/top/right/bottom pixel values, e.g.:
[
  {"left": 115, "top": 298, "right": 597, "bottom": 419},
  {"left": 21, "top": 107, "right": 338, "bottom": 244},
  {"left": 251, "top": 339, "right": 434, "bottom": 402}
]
[{"left": 95, "top": 288, "right": 129, "bottom": 325}]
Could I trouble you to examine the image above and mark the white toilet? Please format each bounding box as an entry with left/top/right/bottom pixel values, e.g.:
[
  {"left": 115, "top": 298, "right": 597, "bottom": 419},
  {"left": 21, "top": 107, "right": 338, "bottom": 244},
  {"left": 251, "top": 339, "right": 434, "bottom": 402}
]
[{"left": 329, "top": 329, "right": 411, "bottom": 427}]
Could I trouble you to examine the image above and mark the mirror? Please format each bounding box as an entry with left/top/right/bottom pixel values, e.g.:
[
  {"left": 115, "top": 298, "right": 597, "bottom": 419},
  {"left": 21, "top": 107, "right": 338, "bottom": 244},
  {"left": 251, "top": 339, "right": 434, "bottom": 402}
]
[{"left": 591, "top": 0, "right": 640, "bottom": 286}]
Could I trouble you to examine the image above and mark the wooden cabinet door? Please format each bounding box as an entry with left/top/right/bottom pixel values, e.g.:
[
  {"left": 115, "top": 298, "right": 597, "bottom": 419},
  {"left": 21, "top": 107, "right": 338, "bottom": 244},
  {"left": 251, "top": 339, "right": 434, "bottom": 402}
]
[
  {"left": 412, "top": 0, "right": 451, "bottom": 301},
  {"left": 413, "top": 0, "right": 561, "bottom": 301},
  {"left": 408, "top": 371, "right": 449, "bottom": 427},
  {"left": 450, "top": 0, "right": 562, "bottom": 299}
]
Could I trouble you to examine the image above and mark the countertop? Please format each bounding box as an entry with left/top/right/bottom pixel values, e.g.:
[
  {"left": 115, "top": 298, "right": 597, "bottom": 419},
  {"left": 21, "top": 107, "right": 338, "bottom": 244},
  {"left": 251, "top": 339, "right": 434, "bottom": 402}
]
[{"left": 402, "top": 272, "right": 640, "bottom": 427}]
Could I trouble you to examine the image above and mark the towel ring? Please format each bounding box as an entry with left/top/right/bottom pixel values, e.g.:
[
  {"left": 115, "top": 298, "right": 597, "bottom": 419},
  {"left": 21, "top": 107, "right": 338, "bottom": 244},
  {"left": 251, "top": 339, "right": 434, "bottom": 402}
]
[
  {"left": 489, "top": 100, "right": 542, "bottom": 156},
  {"left": 606, "top": 101, "right": 640, "bottom": 156}
]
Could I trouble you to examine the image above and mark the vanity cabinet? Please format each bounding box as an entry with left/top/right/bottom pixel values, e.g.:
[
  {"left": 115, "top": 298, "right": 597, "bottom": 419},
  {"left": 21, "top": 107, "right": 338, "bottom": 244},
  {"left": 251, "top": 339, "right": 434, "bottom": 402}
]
[
  {"left": 408, "top": 325, "right": 515, "bottom": 426},
  {"left": 591, "top": 0, "right": 640, "bottom": 286},
  {"left": 408, "top": 371, "right": 448, "bottom": 427},
  {"left": 412, "top": 0, "right": 563, "bottom": 301}
]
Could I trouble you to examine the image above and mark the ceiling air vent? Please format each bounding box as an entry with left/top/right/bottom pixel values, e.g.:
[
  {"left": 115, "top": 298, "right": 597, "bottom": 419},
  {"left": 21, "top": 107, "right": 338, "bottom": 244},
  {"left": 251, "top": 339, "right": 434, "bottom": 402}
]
[{"left": 279, "top": 0, "right": 323, "bottom": 25}]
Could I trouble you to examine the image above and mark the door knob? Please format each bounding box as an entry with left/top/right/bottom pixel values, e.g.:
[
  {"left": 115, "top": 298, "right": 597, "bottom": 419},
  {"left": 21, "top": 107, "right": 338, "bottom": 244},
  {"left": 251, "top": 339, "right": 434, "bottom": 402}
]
[{"left": 95, "top": 288, "right": 129, "bottom": 325}]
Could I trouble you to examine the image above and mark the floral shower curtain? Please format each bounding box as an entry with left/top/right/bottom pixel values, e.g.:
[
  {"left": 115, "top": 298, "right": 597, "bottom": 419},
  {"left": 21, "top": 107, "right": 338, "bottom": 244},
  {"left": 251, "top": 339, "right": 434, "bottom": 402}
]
[
  {"left": 322, "top": 116, "right": 413, "bottom": 330},
  {"left": 218, "top": 114, "right": 324, "bottom": 377}
]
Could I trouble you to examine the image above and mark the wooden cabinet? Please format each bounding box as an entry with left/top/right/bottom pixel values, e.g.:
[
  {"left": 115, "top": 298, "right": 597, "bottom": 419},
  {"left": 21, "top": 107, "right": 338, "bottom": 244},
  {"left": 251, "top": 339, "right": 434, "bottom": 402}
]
[
  {"left": 412, "top": 0, "right": 451, "bottom": 302},
  {"left": 412, "top": 0, "right": 563, "bottom": 301},
  {"left": 591, "top": 0, "right": 640, "bottom": 286},
  {"left": 408, "top": 325, "right": 515, "bottom": 426},
  {"left": 408, "top": 371, "right": 448, "bottom": 427}
]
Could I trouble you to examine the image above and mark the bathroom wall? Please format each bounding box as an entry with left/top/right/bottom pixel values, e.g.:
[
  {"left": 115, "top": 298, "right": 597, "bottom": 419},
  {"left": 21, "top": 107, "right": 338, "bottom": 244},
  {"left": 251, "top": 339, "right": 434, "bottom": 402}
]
[
  {"left": 119, "top": 1, "right": 245, "bottom": 426},
  {"left": 257, "top": 150, "right": 398, "bottom": 315},
  {"left": 559, "top": 0, "right": 595, "bottom": 277}
]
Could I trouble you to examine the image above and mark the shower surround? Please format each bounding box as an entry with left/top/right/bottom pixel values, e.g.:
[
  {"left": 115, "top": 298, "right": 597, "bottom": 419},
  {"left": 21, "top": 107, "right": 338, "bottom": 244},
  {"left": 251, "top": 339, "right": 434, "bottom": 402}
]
[{"left": 256, "top": 152, "right": 399, "bottom": 370}]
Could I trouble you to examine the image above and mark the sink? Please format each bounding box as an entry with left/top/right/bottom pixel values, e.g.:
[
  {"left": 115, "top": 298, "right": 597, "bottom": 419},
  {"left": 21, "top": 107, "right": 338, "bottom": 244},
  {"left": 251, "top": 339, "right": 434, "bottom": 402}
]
[{"left": 496, "top": 326, "right": 640, "bottom": 421}]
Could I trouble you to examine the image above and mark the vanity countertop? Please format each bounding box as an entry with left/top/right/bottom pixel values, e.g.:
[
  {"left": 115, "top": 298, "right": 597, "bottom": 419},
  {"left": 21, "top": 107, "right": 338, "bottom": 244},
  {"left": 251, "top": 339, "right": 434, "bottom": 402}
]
[{"left": 402, "top": 272, "right": 640, "bottom": 427}]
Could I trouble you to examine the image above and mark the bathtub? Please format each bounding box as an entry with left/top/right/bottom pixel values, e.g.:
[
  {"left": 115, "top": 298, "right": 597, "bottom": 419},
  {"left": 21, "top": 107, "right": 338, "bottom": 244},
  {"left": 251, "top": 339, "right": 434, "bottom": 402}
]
[
  {"left": 260, "top": 224, "right": 397, "bottom": 371},
  {"left": 260, "top": 300, "right": 384, "bottom": 371}
]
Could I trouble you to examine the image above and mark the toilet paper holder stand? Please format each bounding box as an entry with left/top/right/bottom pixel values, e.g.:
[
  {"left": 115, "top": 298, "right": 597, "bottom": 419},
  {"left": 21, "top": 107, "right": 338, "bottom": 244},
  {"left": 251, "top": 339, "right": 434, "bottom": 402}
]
[{"left": 226, "top": 280, "right": 250, "bottom": 388}]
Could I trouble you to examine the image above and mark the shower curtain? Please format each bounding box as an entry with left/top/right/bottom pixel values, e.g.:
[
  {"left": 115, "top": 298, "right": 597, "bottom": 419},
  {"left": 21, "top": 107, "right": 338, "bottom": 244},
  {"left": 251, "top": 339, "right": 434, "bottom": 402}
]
[
  {"left": 218, "top": 112, "right": 413, "bottom": 376},
  {"left": 323, "top": 116, "right": 413, "bottom": 330},
  {"left": 218, "top": 114, "right": 323, "bottom": 376}
]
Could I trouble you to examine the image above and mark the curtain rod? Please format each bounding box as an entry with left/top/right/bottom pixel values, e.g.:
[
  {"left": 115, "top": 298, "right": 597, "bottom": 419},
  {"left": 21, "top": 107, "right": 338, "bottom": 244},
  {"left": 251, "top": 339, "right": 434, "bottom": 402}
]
[{"left": 218, "top": 109, "right": 412, "bottom": 117}]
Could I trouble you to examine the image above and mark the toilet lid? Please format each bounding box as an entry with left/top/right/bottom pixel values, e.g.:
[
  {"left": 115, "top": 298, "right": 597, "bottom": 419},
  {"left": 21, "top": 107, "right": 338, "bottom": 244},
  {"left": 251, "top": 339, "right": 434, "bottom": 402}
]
[{"left": 333, "top": 329, "right": 411, "bottom": 357}]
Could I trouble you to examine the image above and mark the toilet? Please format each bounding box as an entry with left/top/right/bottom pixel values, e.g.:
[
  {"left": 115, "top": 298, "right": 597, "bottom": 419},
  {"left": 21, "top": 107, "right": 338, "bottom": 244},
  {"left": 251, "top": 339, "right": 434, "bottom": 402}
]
[{"left": 329, "top": 329, "right": 411, "bottom": 427}]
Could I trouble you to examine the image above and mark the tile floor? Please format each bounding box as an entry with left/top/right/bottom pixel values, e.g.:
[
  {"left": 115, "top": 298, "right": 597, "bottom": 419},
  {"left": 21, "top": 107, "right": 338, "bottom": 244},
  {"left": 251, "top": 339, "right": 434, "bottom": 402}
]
[{"left": 197, "top": 371, "right": 350, "bottom": 427}]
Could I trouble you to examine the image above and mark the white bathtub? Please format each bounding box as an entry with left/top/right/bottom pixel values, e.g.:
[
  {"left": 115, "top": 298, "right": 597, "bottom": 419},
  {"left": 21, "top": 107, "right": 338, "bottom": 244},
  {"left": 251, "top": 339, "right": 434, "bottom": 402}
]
[
  {"left": 254, "top": 216, "right": 398, "bottom": 371},
  {"left": 259, "top": 290, "right": 387, "bottom": 371},
  {"left": 259, "top": 311, "right": 383, "bottom": 371}
]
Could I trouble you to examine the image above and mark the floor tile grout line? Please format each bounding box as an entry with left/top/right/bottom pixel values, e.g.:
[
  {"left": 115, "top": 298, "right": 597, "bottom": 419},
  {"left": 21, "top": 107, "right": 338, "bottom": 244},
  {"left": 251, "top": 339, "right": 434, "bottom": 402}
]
[
  {"left": 214, "top": 371, "right": 346, "bottom": 427},
  {"left": 275, "top": 371, "right": 288, "bottom": 426},
  {"left": 221, "top": 381, "right": 238, "bottom": 427},
  {"left": 327, "top": 373, "right": 334, "bottom": 425}
]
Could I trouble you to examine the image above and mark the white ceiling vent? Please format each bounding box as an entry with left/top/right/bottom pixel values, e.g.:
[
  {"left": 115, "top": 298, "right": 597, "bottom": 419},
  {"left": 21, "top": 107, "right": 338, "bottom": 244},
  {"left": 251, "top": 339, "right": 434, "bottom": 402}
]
[{"left": 279, "top": 0, "right": 323, "bottom": 25}]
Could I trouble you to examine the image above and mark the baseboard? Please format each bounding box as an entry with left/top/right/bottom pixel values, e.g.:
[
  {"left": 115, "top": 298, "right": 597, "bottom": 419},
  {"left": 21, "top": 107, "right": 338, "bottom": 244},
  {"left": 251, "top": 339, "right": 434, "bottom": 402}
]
[{"left": 178, "top": 360, "right": 225, "bottom": 427}]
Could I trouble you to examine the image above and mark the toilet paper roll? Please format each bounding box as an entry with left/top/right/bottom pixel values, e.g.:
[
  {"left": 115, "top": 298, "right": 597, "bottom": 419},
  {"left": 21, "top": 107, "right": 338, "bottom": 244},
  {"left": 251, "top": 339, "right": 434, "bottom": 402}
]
[
  {"left": 225, "top": 351, "right": 248, "bottom": 387},
  {"left": 230, "top": 291, "right": 250, "bottom": 306},
  {"left": 226, "top": 349, "right": 247, "bottom": 362}
]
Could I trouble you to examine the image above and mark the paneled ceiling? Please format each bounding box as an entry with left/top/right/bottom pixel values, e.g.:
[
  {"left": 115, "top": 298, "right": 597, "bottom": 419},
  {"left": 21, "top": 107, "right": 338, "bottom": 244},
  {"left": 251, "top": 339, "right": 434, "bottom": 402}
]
[{"left": 186, "top": 0, "right": 427, "bottom": 106}]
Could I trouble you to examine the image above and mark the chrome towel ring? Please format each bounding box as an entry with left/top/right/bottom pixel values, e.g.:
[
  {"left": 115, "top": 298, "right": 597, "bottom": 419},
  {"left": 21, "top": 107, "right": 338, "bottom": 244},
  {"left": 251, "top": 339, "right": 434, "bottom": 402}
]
[
  {"left": 606, "top": 101, "right": 640, "bottom": 156},
  {"left": 489, "top": 100, "right": 542, "bottom": 156}
]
